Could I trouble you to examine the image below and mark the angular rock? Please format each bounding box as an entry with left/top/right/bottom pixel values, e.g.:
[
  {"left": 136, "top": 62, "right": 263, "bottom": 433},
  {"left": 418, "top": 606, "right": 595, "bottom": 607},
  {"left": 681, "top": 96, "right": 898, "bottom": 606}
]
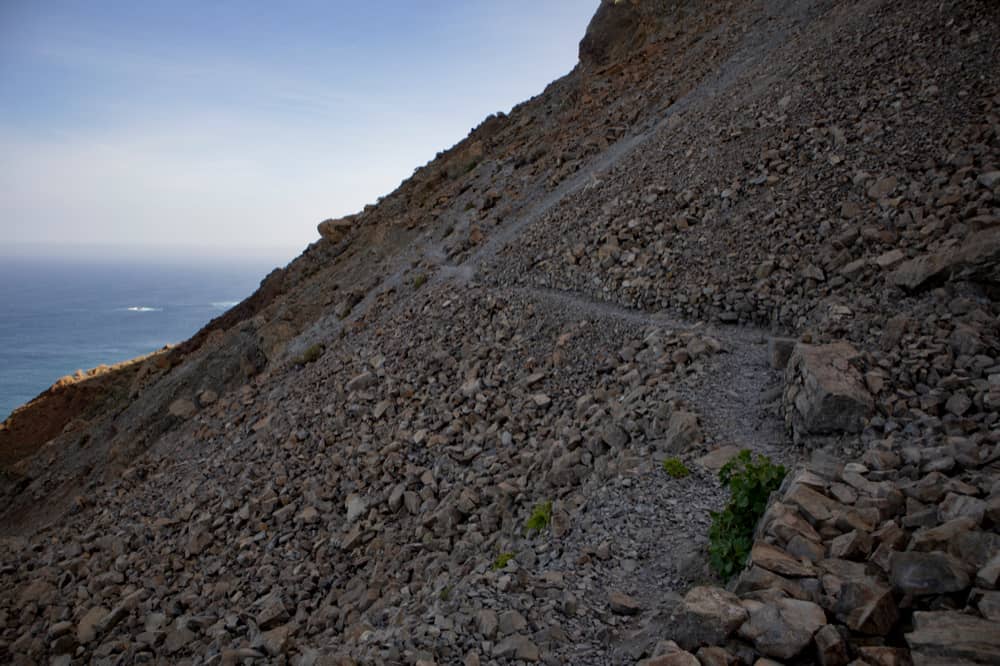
[
  {"left": 906, "top": 611, "right": 1000, "bottom": 664},
  {"left": 669, "top": 586, "right": 747, "bottom": 651},
  {"left": 609, "top": 591, "right": 642, "bottom": 615},
  {"left": 738, "top": 598, "right": 826, "bottom": 660},
  {"left": 814, "top": 624, "right": 849, "bottom": 666},
  {"left": 493, "top": 635, "right": 539, "bottom": 662},
  {"left": 890, "top": 227, "right": 1000, "bottom": 292},
  {"left": 890, "top": 551, "right": 970, "bottom": 595},
  {"left": 659, "top": 410, "right": 702, "bottom": 453},
  {"left": 695, "top": 446, "right": 742, "bottom": 472},
  {"left": 784, "top": 342, "right": 873, "bottom": 440},
  {"left": 750, "top": 542, "right": 816, "bottom": 577}
]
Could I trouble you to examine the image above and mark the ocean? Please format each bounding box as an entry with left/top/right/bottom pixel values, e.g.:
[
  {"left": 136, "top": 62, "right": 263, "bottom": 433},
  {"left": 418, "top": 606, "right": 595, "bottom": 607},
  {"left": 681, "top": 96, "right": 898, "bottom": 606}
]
[{"left": 0, "top": 252, "right": 290, "bottom": 421}]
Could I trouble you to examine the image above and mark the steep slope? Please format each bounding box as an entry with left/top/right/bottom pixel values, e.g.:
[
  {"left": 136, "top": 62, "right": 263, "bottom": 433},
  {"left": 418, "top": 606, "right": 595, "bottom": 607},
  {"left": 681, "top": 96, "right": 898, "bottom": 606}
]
[{"left": 1, "top": 1, "right": 998, "bottom": 664}]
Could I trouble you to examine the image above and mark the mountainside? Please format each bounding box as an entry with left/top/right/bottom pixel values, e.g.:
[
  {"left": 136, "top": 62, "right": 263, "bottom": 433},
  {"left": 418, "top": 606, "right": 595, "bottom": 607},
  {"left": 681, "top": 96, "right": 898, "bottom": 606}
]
[{"left": 2, "top": 1, "right": 999, "bottom": 664}]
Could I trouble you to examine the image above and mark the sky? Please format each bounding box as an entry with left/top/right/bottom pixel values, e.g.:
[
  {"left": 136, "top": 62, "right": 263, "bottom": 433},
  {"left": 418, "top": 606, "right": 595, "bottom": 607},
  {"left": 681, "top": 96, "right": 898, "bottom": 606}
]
[{"left": 0, "top": 1, "right": 596, "bottom": 262}]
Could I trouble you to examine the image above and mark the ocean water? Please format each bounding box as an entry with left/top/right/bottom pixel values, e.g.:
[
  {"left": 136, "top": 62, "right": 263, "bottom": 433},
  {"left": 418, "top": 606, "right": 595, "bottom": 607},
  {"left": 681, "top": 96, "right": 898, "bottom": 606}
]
[{"left": 0, "top": 252, "right": 287, "bottom": 421}]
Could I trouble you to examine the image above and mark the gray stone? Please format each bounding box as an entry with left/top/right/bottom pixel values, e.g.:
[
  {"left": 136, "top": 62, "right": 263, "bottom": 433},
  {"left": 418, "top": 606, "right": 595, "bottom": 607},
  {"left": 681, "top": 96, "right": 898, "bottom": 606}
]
[
  {"left": 659, "top": 411, "right": 702, "bottom": 453},
  {"left": 890, "top": 551, "right": 970, "bottom": 595},
  {"left": 493, "top": 635, "right": 539, "bottom": 662},
  {"left": 785, "top": 342, "right": 873, "bottom": 440},
  {"left": 738, "top": 598, "right": 826, "bottom": 660},
  {"left": 906, "top": 611, "right": 1000, "bottom": 664}
]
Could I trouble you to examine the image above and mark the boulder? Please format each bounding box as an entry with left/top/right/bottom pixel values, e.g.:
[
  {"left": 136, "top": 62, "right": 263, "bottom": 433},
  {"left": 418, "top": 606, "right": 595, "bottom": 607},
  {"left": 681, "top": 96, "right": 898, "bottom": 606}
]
[
  {"left": 906, "top": 611, "right": 1000, "bottom": 664},
  {"left": 737, "top": 598, "right": 826, "bottom": 660},
  {"left": 890, "top": 551, "right": 970, "bottom": 595},
  {"left": 659, "top": 410, "right": 702, "bottom": 453},
  {"left": 784, "top": 342, "right": 873, "bottom": 441},
  {"left": 890, "top": 227, "right": 1000, "bottom": 292},
  {"left": 317, "top": 216, "right": 355, "bottom": 243},
  {"left": 168, "top": 398, "right": 197, "bottom": 419},
  {"left": 668, "top": 586, "right": 748, "bottom": 651}
]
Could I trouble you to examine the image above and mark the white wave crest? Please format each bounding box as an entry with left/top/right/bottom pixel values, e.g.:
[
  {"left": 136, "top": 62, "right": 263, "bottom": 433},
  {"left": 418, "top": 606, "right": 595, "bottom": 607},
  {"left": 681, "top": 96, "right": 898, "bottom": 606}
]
[
  {"left": 125, "top": 306, "right": 162, "bottom": 312},
  {"left": 211, "top": 301, "right": 239, "bottom": 309}
]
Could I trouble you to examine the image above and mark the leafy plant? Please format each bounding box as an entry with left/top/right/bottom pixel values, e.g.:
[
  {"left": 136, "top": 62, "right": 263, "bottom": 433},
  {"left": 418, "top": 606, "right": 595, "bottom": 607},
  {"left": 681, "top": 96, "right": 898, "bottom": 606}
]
[
  {"left": 413, "top": 273, "right": 428, "bottom": 289},
  {"left": 492, "top": 552, "right": 515, "bottom": 570},
  {"left": 662, "top": 457, "right": 690, "bottom": 478},
  {"left": 708, "top": 450, "right": 786, "bottom": 581},
  {"left": 524, "top": 501, "right": 552, "bottom": 534}
]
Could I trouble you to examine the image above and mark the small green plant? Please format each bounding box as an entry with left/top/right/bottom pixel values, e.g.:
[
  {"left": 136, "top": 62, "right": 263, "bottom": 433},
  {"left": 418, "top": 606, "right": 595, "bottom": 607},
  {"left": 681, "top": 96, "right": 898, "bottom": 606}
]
[
  {"left": 293, "top": 343, "right": 325, "bottom": 366},
  {"left": 524, "top": 501, "right": 552, "bottom": 534},
  {"left": 662, "top": 457, "right": 690, "bottom": 478},
  {"left": 708, "top": 450, "right": 786, "bottom": 581},
  {"left": 413, "top": 273, "right": 428, "bottom": 289},
  {"left": 492, "top": 552, "right": 516, "bottom": 570},
  {"left": 439, "top": 586, "right": 451, "bottom": 601}
]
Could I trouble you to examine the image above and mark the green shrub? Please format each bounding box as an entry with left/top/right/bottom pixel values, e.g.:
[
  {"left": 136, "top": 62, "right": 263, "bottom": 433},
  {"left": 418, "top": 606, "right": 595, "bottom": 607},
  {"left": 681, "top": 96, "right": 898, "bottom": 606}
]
[
  {"left": 708, "top": 450, "right": 786, "bottom": 581},
  {"left": 492, "top": 552, "right": 515, "bottom": 570},
  {"left": 662, "top": 457, "right": 690, "bottom": 478},
  {"left": 413, "top": 273, "right": 428, "bottom": 289},
  {"left": 524, "top": 501, "right": 552, "bottom": 534},
  {"left": 293, "top": 343, "right": 325, "bottom": 366}
]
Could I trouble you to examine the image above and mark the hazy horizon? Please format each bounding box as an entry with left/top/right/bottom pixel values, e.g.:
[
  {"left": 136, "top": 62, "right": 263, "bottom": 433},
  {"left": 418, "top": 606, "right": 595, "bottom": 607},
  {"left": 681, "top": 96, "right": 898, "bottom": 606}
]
[{"left": 1, "top": 1, "right": 597, "bottom": 254}]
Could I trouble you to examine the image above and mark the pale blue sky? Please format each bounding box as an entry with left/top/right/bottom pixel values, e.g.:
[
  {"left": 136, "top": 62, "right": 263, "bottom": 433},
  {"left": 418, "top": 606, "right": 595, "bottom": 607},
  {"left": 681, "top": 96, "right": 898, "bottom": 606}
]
[{"left": 0, "top": 1, "right": 596, "bottom": 260}]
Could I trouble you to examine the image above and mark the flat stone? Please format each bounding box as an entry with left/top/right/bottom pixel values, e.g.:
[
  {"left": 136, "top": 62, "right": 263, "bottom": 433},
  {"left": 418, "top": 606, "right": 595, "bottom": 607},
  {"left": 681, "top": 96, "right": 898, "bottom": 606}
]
[
  {"left": 785, "top": 483, "right": 844, "bottom": 525},
  {"left": 695, "top": 446, "right": 742, "bottom": 472},
  {"left": 750, "top": 542, "right": 816, "bottom": 577},
  {"left": 890, "top": 227, "right": 1000, "bottom": 292},
  {"left": 906, "top": 611, "right": 1000, "bottom": 664},
  {"left": 874, "top": 249, "right": 905, "bottom": 269}
]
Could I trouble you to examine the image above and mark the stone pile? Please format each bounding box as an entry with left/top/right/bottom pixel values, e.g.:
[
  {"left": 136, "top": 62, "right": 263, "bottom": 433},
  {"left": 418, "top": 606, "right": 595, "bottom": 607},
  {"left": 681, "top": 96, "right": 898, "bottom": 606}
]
[{"left": 0, "top": 0, "right": 998, "bottom": 664}]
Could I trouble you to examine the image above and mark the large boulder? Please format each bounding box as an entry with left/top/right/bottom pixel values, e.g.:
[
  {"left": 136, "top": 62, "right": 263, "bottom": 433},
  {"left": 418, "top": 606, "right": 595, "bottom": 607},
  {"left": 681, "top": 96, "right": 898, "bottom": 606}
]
[
  {"left": 890, "top": 227, "right": 1000, "bottom": 292},
  {"left": 737, "top": 598, "right": 826, "bottom": 660},
  {"left": 317, "top": 215, "right": 356, "bottom": 243},
  {"left": 906, "top": 611, "right": 1000, "bottom": 664},
  {"left": 658, "top": 410, "right": 702, "bottom": 453},
  {"left": 784, "top": 342, "right": 873, "bottom": 442},
  {"left": 667, "top": 586, "right": 748, "bottom": 651}
]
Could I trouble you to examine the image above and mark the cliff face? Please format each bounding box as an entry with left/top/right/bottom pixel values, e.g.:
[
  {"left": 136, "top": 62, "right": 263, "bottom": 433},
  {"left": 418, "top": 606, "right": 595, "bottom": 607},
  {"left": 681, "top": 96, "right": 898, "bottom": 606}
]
[{"left": 2, "top": 1, "right": 999, "bottom": 664}]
